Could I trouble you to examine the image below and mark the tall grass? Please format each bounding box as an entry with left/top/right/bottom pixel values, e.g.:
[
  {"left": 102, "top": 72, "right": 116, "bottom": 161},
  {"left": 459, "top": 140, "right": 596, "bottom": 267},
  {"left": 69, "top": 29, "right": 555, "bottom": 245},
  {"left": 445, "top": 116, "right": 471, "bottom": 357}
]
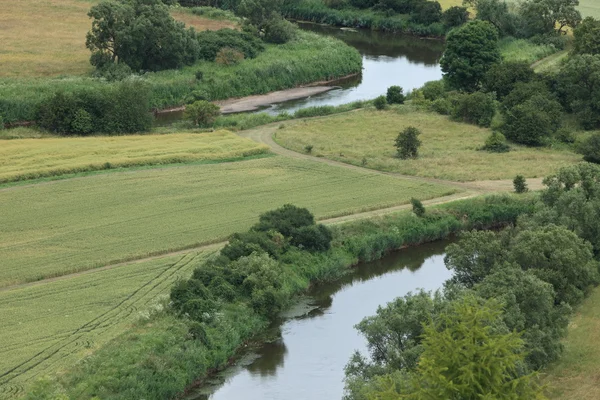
[
  {"left": 26, "top": 194, "right": 534, "bottom": 399},
  {"left": 0, "top": 31, "right": 361, "bottom": 123},
  {"left": 499, "top": 37, "right": 558, "bottom": 64}
]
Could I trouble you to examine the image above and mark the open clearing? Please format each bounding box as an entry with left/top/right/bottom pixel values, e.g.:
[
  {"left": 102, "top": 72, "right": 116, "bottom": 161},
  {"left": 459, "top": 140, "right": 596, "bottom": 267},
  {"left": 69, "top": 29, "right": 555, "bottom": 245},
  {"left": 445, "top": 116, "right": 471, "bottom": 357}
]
[
  {"left": 274, "top": 108, "right": 581, "bottom": 181},
  {"left": 0, "top": 130, "right": 268, "bottom": 184},
  {"left": 0, "top": 155, "right": 456, "bottom": 288},
  {"left": 0, "top": 0, "right": 236, "bottom": 78},
  {"left": 543, "top": 286, "right": 600, "bottom": 399},
  {"left": 0, "top": 249, "right": 214, "bottom": 398}
]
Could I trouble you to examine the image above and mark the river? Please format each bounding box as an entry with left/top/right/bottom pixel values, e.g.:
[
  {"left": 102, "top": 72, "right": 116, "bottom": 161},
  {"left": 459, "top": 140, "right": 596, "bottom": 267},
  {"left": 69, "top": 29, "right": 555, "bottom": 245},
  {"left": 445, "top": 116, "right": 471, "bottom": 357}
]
[
  {"left": 188, "top": 240, "right": 452, "bottom": 399},
  {"left": 260, "top": 23, "right": 444, "bottom": 115}
]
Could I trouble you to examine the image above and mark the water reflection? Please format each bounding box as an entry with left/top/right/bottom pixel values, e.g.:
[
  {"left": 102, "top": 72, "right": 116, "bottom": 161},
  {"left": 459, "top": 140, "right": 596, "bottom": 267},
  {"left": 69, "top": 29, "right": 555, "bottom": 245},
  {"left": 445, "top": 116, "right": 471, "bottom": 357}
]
[{"left": 195, "top": 240, "right": 453, "bottom": 400}]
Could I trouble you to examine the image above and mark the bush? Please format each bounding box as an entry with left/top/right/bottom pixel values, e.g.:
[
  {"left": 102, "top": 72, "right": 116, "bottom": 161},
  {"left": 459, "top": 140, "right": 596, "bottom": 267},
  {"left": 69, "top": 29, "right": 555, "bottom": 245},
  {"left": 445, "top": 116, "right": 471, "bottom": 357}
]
[
  {"left": 411, "top": 198, "right": 425, "bottom": 217},
  {"left": 304, "top": 144, "right": 314, "bottom": 153},
  {"left": 429, "top": 98, "right": 452, "bottom": 115},
  {"left": 197, "top": 29, "right": 264, "bottom": 61},
  {"left": 183, "top": 89, "right": 209, "bottom": 104},
  {"left": 513, "top": 175, "right": 528, "bottom": 193},
  {"left": 290, "top": 224, "right": 333, "bottom": 252},
  {"left": 451, "top": 91, "right": 496, "bottom": 127},
  {"left": 578, "top": 133, "right": 600, "bottom": 164},
  {"left": 253, "top": 204, "right": 315, "bottom": 237},
  {"left": 0, "top": 115, "right": 4, "bottom": 130},
  {"left": 482, "top": 61, "right": 535, "bottom": 100},
  {"left": 264, "top": 17, "right": 298, "bottom": 44},
  {"left": 93, "top": 62, "right": 133, "bottom": 81},
  {"left": 442, "top": 6, "right": 469, "bottom": 28},
  {"left": 184, "top": 100, "right": 221, "bottom": 126},
  {"left": 555, "top": 127, "right": 575, "bottom": 144},
  {"left": 395, "top": 126, "right": 422, "bottom": 159},
  {"left": 502, "top": 94, "right": 562, "bottom": 146},
  {"left": 386, "top": 86, "right": 405, "bottom": 104},
  {"left": 481, "top": 131, "right": 510, "bottom": 153},
  {"left": 216, "top": 47, "right": 245, "bottom": 65},
  {"left": 421, "top": 80, "right": 446, "bottom": 101},
  {"left": 374, "top": 95, "right": 387, "bottom": 110},
  {"left": 195, "top": 70, "right": 204, "bottom": 81}
]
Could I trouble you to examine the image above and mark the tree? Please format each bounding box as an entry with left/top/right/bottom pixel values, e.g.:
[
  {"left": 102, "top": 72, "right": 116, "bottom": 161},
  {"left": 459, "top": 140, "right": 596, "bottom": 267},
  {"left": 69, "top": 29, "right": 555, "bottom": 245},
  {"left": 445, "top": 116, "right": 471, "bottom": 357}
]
[
  {"left": 450, "top": 91, "right": 496, "bottom": 127},
  {"left": 513, "top": 175, "right": 528, "bottom": 193},
  {"left": 440, "top": 20, "right": 501, "bottom": 92},
  {"left": 374, "top": 95, "right": 387, "bottom": 110},
  {"left": 386, "top": 86, "right": 405, "bottom": 104},
  {"left": 395, "top": 127, "right": 422, "bottom": 159},
  {"left": 263, "top": 17, "right": 297, "bottom": 44},
  {"left": 463, "top": 0, "right": 518, "bottom": 36},
  {"left": 481, "top": 131, "right": 510, "bottom": 152},
  {"left": 407, "top": 296, "right": 546, "bottom": 400},
  {"left": 573, "top": 17, "right": 600, "bottom": 55},
  {"left": 502, "top": 94, "right": 563, "bottom": 146},
  {"left": 483, "top": 61, "right": 535, "bottom": 100},
  {"left": 557, "top": 54, "right": 600, "bottom": 129},
  {"left": 410, "top": 1, "right": 442, "bottom": 25},
  {"left": 86, "top": 0, "right": 200, "bottom": 72},
  {"left": 442, "top": 6, "right": 469, "bottom": 28},
  {"left": 578, "top": 132, "right": 600, "bottom": 164},
  {"left": 184, "top": 100, "right": 221, "bottom": 126},
  {"left": 237, "top": 0, "right": 283, "bottom": 28},
  {"left": 253, "top": 204, "right": 315, "bottom": 237},
  {"left": 520, "top": 0, "right": 581, "bottom": 36}
]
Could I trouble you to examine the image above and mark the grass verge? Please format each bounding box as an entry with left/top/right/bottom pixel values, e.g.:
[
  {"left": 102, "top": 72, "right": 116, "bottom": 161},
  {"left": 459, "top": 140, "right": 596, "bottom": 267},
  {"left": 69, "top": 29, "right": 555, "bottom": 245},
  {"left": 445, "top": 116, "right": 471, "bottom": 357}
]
[{"left": 274, "top": 107, "right": 581, "bottom": 181}]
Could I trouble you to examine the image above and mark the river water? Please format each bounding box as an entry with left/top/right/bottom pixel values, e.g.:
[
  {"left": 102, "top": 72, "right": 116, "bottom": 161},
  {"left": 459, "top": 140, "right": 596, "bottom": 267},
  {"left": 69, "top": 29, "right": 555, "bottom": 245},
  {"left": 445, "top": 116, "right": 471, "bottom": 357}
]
[
  {"left": 261, "top": 23, "right": 444, "bottom": 115},
  {"left": 190, "top": 240, "right": 452, "bottom": 399}
]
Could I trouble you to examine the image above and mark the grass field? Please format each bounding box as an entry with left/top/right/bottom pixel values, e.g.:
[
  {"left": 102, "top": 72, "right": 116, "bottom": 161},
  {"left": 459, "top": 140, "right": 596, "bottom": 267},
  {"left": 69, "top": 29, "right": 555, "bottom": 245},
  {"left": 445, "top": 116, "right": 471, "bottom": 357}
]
[
  {"left": 0, "top": 249, "right": 214, "bottom": 398},
  {"left": 0, "top": 0, "right": 236, "bottom": 78},
  {"left": 0, "top": 155, "right": 456, "bottom": 288},
  {"left": 274, "top": 108, "right": 581, "bottom": 181},
  {"left": 0, "top": 130, "right": 268, "bottom": 184},
  {"left": 543, "top": 286, "right": 600, "bottom": 399}
]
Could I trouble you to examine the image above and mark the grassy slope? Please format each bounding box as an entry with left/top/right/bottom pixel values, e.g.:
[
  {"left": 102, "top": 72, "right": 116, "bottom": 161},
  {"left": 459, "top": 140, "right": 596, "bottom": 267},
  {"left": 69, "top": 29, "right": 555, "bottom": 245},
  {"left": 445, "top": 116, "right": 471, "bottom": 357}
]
[
  {"left": 0, "top": 249, "right": 214, "bottom": 396},
  {"left": 0, "top": 0, "right": 236, "bottom": 78},
  {"left": 543, "top": 286, "right": 600, "bottom": 399},
  {"left": 274, "top": 108, "right": 581, "bottom": 181},
  {"left": 0, "top": 130, "right": 268, "bottom": 183},
  {"left": 0, "top": 155, "right": 456, "bottom": 288},
  {"left": 579, "top": 0, "right": 600, "bottom": 18}
]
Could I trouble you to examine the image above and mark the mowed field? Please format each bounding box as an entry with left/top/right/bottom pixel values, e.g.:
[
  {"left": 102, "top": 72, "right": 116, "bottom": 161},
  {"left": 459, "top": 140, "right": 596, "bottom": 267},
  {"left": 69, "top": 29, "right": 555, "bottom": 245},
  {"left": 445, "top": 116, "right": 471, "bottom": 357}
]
[
  {"left": 0, "top": 131, "right": 268, "bottom": 184},
  {"left": 0, "top": 0, "right": 236, "bottom": 78},
  {"left": 274, "top": 109, "right": 581, "bottom": 181},
  {"left": 0, "top": 155, "right": 456, "bottom": 288},
  {"left": 0, "top": 249, "right": 215, "bottom": 398}
]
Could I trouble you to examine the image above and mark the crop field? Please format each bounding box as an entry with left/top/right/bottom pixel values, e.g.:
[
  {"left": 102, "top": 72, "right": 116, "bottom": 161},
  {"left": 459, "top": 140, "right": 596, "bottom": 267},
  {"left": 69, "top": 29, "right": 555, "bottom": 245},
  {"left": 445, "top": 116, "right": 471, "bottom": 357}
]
[
  {"left": 0, "top": 155, "right": 456, "bottom": 288},
  {"left": 0, "top": 130, "right": 269, "bottom": 184},
  {"left": 274, "top": 108, "right": 581, "bottom": 181},
  {"left": 0, "top": 249, "right": 214, "bottom": 398},
  {"left": 579, "top": 0, "right": 600, "bottom": 18},
  {"left": 0, "top": 0, "right": 236, "bottom": 78}
]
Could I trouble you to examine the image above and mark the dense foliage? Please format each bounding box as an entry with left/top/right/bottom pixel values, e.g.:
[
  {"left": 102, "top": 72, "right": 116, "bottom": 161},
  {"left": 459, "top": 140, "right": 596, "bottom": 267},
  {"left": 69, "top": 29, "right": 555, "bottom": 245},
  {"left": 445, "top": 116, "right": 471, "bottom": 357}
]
[
  {"left": 395, "top": 126, "right": 421, "bottom": 159},
  {"left": 344, "top": 163, "right": 600, "bottom": 400},
  {"left": 573, "top": 17, "right": 600, "bottom": 55}
]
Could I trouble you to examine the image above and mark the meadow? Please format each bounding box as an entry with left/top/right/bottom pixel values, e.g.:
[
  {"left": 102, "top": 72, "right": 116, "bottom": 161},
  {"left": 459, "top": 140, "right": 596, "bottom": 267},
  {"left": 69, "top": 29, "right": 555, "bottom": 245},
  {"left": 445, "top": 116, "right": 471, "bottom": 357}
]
[
  {"left": 0, "top": 0, "right": 236, "bottom": 78},
  {"left": 0, "top": 130, "right": 268, "bottom": 184},
  {"left": 274, "top": 108, "right": 582, "bottom": 181},
  {"left": 579, "top": 0, "right": 600, "bottom": 18},
  {"left": 0, "top": 249, "right": 215, "bottom": 398},
  {"left": 0, "top": 155, "right": 456, "bottom": 288}
]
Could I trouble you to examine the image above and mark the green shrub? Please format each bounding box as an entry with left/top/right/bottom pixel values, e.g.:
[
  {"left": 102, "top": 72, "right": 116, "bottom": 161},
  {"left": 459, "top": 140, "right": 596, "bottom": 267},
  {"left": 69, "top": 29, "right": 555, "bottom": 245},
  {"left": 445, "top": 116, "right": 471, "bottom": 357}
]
[
  {"left": 0, "top": 115, "right": 5, "bottom": 130},
  {"left": 411, "top": 198, "right": 425, "bottom": 217},
  {"left": 215, "top": 47, "right": 245, "bottom": 65},
  {"left": 513, "top": 175, "right": 528, "bottom": 193},
  {"left": 421, "top": 80, "right": 446, "bottom": 101},
  {"left": 197, "top": 29, "right": 265, "bottom": 61},
  {"left": 264, "top": 17, "right": 298, "bottom": 44},
  {"left": 482, "top": 61, "right": 535, "bottom": 100},
  {"left": 253, "top": 204, "right": 315, "bottom": 237},
  {"left": 451, "top": 91, "right": 496, "bottom": 127},
  {"left": 184, "top": 100, "right": 221, "bottom": 126},
  {"left": 386, "top": 86, "right": 405, "bottom": 104},
  {"left": 291, "top": 224, "right": 333, "bottom": 252},
  {"left": 502, "top": 94, "right": 562, "bottom": 146},
  {"left": 71, "top": 109, "right": 93, "bottom": 135},
  {"left": 578, "top": 132, "right": 600, "bottom": 164},
  {"left": 304, "top": 144, "right": 314, "bottom": 153},
  {"left": 395, "top": 126, "right": 422, "bottom": 159},
  {"left": 481, "top": 131, "right": 510, "bottom": 153},
  {"left": 429, "top": 97, "right": 452, "bottom": 115},
  {"left": 442, "top": 6, "right": 468, "bottom": 28},
  {"left": 555, "top": 127, "right": 575, "bottom": 144},
  {"left": 374, "top": 95, "right": 387, "bottom": 110},
  {"left": 195, "top": 70, "right": 204, "bottom": 81}
]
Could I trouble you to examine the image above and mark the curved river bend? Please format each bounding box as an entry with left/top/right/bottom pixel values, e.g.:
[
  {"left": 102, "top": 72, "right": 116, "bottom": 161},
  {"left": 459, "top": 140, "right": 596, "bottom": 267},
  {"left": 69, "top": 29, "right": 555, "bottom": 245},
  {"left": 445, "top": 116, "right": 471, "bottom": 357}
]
[{"left": 188, "top": 240, "right": 452, "bottom": 399}]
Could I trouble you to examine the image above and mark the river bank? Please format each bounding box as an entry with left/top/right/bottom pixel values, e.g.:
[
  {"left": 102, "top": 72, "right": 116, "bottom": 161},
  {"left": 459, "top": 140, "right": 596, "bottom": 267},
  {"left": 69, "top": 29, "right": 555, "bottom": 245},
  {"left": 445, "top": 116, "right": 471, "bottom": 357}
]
[{"left": 30, "top": 194, "right": 535, "bottom": 399}]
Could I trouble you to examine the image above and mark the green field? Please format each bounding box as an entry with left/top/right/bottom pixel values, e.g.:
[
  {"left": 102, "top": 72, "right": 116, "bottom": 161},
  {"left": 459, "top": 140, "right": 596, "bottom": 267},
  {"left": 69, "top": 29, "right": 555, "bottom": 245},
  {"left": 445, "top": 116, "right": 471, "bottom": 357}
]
[
  {"left": 0, "top": 155, "right": 456, "bottom": 288},
  {"left": 274, "top": 108, "right": 581, "bottom": 181},
  {"left": 0, "top": 249, "right": 214, "bottom": 397},
  {"left": 0, "top": 131, "right": 268, "bottom": 184}
]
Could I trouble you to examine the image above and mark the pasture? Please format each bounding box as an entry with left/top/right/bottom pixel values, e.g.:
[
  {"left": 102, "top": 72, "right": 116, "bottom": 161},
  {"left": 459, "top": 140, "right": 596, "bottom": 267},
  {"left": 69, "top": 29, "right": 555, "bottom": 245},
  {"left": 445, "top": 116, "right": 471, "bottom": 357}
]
[
  {"left": 0, "top": 0, "right": 236, "bottom": 78},
  {"left": 0, "top": 249, "right": 214, "bottom": 398},
  {"left": 0, "top": 130, "right": 268, "bottom": 184},
  {"left": 0, "top": 155, "right": 456, "bottom": 288},
  {"left": 274, "top": 108, "right": 581, "bottom": 181}
]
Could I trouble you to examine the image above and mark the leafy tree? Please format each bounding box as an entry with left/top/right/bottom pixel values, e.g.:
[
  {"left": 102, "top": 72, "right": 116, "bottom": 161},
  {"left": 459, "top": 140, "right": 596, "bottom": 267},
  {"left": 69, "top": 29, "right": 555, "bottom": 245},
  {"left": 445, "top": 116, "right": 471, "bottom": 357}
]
[
  {"left": 420, "top": 80, "right": 446, "bottom": 100},
  {"left": 374, "top": 95, "right": 387, "bottom": 110},
  {"left": 410, "top": 1, "right": 442, "bottom": 25},
  {"left": 557, "top": 54, "right": 600, "bottom": 129},
  {"left": 440, "top": 20, "right": 501, "bottom": 92},
  {"left": 290, "top": 224, "right": 333, "bottom": 252},
  {"left": 481, "top": 131, "right": 510, "bottom": 153},
  {"left": 196, "top": 28, "right": 264, "bottom": 61},
  {"left": 86, "top": 0, "right": 200, "bottom": 72},
  {"left": 502, "top": 94, "right": 563, "bottom": 146},
  {"left": 450, "top": 91, "right": 496, "bottom": 127},
  {"left": 463, "top": 0, "right": 518, "bottom": 36},
  {"left": 395, "top": 126, "right": 422, "bottom": 159},
  {"left": 442, "top": 6, "right": 469, "bottom": 28},
  {"left": 520, "top": 0, "right": 581, "bottom": 36},
  {"left": 501, "top": 81, "right": 552, "bottom": 111},
  {"left": 386, "top": 86, "right": 405, "bottom": 104},
  {"left": 411, "top": 198, "right": 425, "bottom": 217},
  {"left": 483, "top": 61, "right": 535, "bottom": 100},
  {"left": 263, "top": 17, "right": 297, "bottom": 44},
  {"left": 514, "top": 175, "right": 528, "bottom": 193},
  {"left": 573, "top": 17, "right": 600, "bottom": 55},
  {"left": 237, "top": 0, "right": 283, "bottom": 28},
  {"left": 184, "top": 100, "right": 221, "bottom": 126},
  {"left": 578, "top": 132, "right": 600, "bottom": 164},
  {"left": 407, "top": 296, "right": 546, "bottom": 400},
  {"left": 253, "top": 204, "right": 315, "bottom": 237}
]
